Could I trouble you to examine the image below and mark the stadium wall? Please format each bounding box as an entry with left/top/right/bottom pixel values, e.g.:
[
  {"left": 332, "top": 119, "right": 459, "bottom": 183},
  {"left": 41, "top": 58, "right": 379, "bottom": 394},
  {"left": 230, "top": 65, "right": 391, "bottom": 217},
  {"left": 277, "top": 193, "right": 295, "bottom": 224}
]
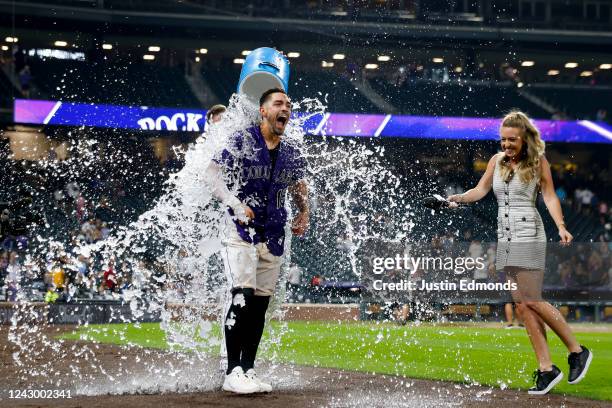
[{"left": 0, "top": 302, "right": 361, "bottom": 325}]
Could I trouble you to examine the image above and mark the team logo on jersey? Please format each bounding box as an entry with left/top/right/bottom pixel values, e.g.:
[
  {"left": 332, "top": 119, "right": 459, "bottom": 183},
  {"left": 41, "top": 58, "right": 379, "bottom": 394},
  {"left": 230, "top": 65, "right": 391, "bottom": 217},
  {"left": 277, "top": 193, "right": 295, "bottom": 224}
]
[{"left": 243, "top": 165, "right": 271, "bottom": 180}]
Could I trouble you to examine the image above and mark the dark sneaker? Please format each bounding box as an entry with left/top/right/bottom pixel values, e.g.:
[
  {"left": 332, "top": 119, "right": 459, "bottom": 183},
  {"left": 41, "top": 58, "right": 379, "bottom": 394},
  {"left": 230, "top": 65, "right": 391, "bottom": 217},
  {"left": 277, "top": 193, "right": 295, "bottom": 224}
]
[
  {"left": 568, "top": 345, "right": 593, "bottom": 384},
  {"left": 528, "top": 365, "right": 563, "bottom": 395}
]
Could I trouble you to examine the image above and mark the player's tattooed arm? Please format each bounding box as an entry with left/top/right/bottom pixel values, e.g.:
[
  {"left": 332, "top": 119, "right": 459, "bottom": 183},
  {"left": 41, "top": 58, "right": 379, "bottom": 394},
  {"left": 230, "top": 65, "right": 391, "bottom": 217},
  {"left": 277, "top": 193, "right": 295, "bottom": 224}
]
[
  {"left": 289, "top": 180, "right": 308, "bottom": 213},
  {"left": 289, "top": 180, "right": 309, "bottom": 236}
]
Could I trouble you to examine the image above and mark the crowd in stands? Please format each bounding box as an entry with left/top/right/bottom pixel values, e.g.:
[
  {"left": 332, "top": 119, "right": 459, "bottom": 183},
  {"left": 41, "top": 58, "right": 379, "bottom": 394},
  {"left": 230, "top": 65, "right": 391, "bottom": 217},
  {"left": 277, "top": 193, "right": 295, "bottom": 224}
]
[
  {"left": 551, "top": 165, "right": 611, "bottom": 242},
  {"left": 0, "top": 130, "right": 175, "bottom": 303},
  {"left": 1, "top": 156, "right": 610, "bottom": 305},
  {"left": 290, "top": 229, "right": 611, "bottom": 307},
  {"left": 2, "top": 130, "right": 611, "bottom": 307},
  {"left": 0, "top": 187, "right": 160, "bottom": 303},
  {"left": 0, "top": 242, "right": 167, "bottom": 303},
  {"left": 298, "top": 138, "right": 604, "bottom": 301},
  {"left": 0, "top": 45, "right": 33, "bottom": 101}
]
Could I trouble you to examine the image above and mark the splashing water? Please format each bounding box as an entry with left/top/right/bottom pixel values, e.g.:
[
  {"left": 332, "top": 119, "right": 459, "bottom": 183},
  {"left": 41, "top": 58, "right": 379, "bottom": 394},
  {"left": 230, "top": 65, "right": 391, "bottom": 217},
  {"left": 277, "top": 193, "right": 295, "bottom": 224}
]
[{"left": 7, "top": 92, "right": 412, "bottom": 394}]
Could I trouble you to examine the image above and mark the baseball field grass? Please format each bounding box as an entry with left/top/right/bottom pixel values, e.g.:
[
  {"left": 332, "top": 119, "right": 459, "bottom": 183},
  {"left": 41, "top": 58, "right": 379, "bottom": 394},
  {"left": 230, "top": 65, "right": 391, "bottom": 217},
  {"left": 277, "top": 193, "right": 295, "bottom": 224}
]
[{"left": 59, "top": 321, "right": 612, "bottom": 401}]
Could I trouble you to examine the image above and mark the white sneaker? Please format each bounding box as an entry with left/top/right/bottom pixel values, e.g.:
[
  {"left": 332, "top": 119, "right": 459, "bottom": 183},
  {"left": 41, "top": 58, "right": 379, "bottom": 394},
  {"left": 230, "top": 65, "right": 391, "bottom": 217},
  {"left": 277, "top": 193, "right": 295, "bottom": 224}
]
[
  {"left": 245, "top": 368, "right": 273, "bottom": 393},
  {"left": 222, "top": 367, "right": 259, "bottom": 394}
]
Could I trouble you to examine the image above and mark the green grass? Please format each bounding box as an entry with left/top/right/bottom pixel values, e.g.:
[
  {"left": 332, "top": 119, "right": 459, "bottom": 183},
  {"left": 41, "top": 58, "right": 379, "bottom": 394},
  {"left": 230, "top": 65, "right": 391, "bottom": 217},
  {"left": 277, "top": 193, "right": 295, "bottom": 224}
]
[{"left": 59, "top": 321, "right": 612, "bottom": 401}]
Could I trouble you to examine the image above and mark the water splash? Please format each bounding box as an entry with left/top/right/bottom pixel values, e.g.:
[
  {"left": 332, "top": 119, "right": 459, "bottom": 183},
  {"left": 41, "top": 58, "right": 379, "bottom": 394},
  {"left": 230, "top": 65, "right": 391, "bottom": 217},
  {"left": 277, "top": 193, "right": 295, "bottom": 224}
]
[{"left": 7, "top": 92, "right": 411, "bottom": 395}]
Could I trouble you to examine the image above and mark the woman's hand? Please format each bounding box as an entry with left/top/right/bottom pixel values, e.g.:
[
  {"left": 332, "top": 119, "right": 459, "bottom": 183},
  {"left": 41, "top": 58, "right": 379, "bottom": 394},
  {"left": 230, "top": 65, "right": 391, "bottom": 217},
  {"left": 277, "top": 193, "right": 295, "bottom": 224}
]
[
  {"left": 447, "top": 194, "right": 461, "bottom": 202},
  {"left": 558, "top": 227, "right": 573, "bottom": 244},
  {"left": 447, "top": 195, "right": 461, "bottom": 208}
]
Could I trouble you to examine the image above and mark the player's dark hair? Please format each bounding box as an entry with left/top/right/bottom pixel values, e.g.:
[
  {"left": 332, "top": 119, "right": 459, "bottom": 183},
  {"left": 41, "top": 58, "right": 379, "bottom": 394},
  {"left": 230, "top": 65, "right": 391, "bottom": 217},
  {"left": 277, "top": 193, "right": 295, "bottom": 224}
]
[{"left": 259, "top": 88, "right": 286, "bottom": 107}]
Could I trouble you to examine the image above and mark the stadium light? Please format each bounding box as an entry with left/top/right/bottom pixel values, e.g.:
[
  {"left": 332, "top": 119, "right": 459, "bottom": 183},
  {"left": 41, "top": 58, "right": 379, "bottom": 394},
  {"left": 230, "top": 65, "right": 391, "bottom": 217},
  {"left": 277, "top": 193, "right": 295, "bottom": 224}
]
[
  {"left": 521, "top": 61, "right": 535, "bottom": 67},
  {"left": 199, "top": 48, "right": 208, "bottom": 54},
  {"left": 143, "top": 54, "right": 155, "bottom": 60},
  {"left": 54, "top": 41, "right": 68, "bottom": 47},
  {"left": 454, "top": 66, "right": 463, "bottom": 73},
  {"left": 102, "top": 44, "right": 113, "bottom": 50},
  {"left": 377, "top": 55, "right": 391, "bottom": 62},
  {"left": 365, "top": 63, "right": 379, "bottom": 70},
  {"left": 547, "top": 69, "right": 560, "bottom": 76},
  {"left": 195, "top": 56, "right": 200, "bottom": 62},
  {"left": 565, "top": 62, "right": 578, "bottom": 68},
  {"left": 148, "top": 46, "right": 161, "bottom": 52},
  {"left": 432, "top": 57, "right": 444, "bottom": 63},
  {"left": 241, "top": 50, "right": 251, "bottom": 56},
  {"left": 599, "top": 63, "right": 611, "bottom": 70},
  {"left": 234, "top": 58, "right": 245, "bottom": 64},
  {"left": 27, "top": 48, "right": 85, "bottom": 61},
  {"left": 580, "top": 71, "right": 593, "bottom": 77},
  {"left": 5, "top": 36, "right": 18, "bottom": 43},
  {"left": 287, "top": 52, "right": 300, "bottom": 58},
  {"left": 332, "top": 54, "right": 345, "bottom": 60},
  {"left": 1, "top": 45, "right": 8, "bottom": 51},
  {"left": 321, "top": 61, "right": 334, "bottom": 68}
]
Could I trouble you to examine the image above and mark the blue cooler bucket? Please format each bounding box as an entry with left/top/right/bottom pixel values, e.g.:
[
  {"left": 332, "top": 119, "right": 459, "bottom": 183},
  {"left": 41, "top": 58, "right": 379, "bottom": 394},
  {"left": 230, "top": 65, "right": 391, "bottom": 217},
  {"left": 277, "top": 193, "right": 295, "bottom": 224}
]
[{"left": 237, "top": 47, "right": 290, "bottom": 103}]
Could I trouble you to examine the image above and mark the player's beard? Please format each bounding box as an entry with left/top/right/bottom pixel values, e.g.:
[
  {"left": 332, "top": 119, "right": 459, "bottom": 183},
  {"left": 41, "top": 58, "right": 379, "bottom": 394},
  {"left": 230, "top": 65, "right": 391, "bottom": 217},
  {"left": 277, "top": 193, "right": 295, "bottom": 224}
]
[{"left": 268, "top": 114, "right": 287, "bottom": 136}]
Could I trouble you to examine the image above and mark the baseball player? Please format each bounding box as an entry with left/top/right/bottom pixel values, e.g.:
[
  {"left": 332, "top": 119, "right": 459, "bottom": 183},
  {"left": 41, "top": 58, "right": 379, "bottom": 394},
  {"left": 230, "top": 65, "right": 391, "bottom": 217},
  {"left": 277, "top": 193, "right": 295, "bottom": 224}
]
[
  {"left": 205, "top": 88, "right": 309, "bottom": 394},
  {"left": 206, "top": 104, "right": 226, "bottom": 125}
]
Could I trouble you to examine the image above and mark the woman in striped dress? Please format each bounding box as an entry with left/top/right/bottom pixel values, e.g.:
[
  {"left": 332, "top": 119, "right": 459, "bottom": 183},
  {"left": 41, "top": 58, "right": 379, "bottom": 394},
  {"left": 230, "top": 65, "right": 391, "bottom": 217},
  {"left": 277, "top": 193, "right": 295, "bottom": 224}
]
[{"left": 448, "top": 111, "right": 592, "bottom": 395}]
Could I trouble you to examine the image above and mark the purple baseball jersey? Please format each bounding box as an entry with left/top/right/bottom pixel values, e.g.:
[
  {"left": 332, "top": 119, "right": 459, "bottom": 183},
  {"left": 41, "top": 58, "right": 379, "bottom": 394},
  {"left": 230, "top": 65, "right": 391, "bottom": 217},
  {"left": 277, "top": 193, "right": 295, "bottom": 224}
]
[{"left": 216, "top": 125, "right": 306, "bottom": 256}]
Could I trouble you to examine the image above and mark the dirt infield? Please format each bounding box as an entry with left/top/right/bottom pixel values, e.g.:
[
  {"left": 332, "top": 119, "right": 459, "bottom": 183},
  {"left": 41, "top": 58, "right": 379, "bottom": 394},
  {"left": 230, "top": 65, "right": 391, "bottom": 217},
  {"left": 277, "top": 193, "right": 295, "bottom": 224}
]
[{"left": 1, "top": 326, "right": 610, "bottom": 408}]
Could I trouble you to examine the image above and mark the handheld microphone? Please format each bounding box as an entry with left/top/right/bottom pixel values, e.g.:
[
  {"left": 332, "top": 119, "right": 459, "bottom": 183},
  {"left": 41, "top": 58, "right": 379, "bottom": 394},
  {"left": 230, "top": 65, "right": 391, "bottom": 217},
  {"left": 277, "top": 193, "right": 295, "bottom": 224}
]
[{"left": 421, "top": 194, "right": 468, "bottom": 210}]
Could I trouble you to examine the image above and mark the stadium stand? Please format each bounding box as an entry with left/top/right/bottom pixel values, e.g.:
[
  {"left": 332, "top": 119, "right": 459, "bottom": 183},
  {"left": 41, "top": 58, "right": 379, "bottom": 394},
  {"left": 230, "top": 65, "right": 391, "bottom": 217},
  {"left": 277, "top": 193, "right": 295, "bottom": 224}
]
[
  {"left": 370, "top": 78, "right": 551, "bottom": 118},
  {"left": 0, "top": 69, "right": 19, "bottom": 123},
  {"left": 290, "top": 70, "right": 381, "bottom": 113},
  {"left": 525, "top": 84, "right": 612, "bottom": 121},
  {"left": 13, "top": 53, "right": 608, "bottom": 121},
  {"left": 202, "top": 63, "right": 381, "bottom": 113},
  {"left": 200, "top": 63, "right": 241, "bottom": 107},
  {"left": 0, "top": 68, "right": 19, "bottom": 108},
  {"left": 11, "top": 0, "right": 612, "bottom": 32},
  {"left": 27, "top": 57, "right": 201, "bottom": 108}
]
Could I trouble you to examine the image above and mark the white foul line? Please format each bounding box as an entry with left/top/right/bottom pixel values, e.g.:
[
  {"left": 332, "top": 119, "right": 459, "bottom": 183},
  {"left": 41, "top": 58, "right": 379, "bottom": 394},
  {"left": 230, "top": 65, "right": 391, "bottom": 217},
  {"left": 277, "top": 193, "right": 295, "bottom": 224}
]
[
  {"left": 313, "top": 112, "right": 331, "bottom": 135},
  {"left": 43, "top": 101, "right": 62, "bottom": 125},
  {"left": 578, "top": 120, "right": 612, "bottom": 141},
  {"left": 374, "top": 114, "right": 392, "bottom": 137}
]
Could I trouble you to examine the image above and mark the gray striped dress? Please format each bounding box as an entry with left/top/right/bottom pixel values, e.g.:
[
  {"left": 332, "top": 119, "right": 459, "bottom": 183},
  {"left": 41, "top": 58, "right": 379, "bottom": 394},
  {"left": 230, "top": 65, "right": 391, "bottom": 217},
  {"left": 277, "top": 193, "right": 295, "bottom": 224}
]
[{"left": 492, "top": 156, "right": 547, "bottom": 271}]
